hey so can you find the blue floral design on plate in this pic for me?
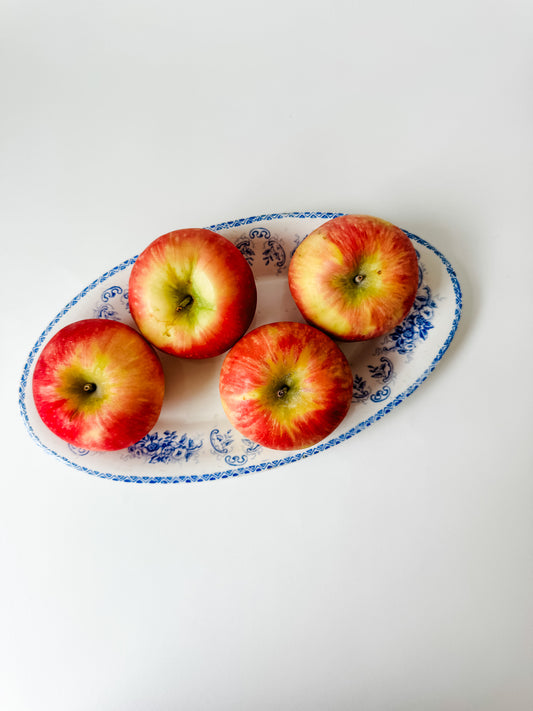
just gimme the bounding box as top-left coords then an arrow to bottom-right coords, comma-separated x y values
368,356 -> 393,383
352,374 -> 370,401
93,284 -> 130,320
380,283 -> 437,356
102,285 -> 123,302
210,428 -> 233,455
125,431 -> 203,464
235,238 -> 255,266
262,238 -> 286,271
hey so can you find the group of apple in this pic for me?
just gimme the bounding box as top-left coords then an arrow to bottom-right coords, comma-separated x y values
32,215 -> 419,454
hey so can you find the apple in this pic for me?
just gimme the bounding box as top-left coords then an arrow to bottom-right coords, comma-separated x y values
288,214 -> 419,341
128,228 -> 257,359
219,321 -> 353,450
32,319 -> 165,451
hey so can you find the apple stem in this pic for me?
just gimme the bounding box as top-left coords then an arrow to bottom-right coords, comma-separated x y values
277,385 -> 290,399
354,274 -> 365,284
176,295 -> 194,312
83,383 -> 97,393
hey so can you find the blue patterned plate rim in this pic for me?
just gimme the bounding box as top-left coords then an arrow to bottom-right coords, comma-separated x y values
19,211 -> 462,483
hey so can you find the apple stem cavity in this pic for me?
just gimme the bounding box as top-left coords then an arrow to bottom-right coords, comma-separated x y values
176,295 -> 194,312
83,382 -> 97,393
277,385 -> 290,399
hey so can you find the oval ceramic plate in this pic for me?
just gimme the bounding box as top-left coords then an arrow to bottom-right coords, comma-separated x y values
19,211 -> 462,483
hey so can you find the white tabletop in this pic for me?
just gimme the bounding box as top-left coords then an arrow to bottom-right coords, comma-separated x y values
2,1 -> 532,709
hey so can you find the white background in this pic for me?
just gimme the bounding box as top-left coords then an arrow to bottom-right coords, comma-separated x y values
2,1 -> 532,709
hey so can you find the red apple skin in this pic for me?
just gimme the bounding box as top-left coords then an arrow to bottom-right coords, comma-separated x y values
219,321 -> 353,451
288,214 -> 419,341
128,228 -> 257,359
32,319 -> 165,451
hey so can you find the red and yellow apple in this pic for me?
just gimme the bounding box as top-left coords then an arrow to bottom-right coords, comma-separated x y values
128,228 -> 257,359
288,214 -> 419,341
32,319 -> 165,451
219,321 -> 353,451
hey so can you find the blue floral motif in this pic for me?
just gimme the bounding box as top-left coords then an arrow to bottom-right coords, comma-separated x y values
242,437 -> 263,458
126,431 -> 203,464
225,455 -> 248,467
218,438 -> 262,466
94,284 -> 129,320
249,227 -> 271,240
262,238 -> 286,271
101,285 -> 123,301
352,374 -> 370,401
381,284 -> 437,356
235,238 -> 255,266
371,386 -> 391,403
368,356 -> 393,383
68,443 -> 90,456
243,438 -> 262,455
210,428 -> 233,455
353,358 -> 394,403
94,302 -> 119,319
